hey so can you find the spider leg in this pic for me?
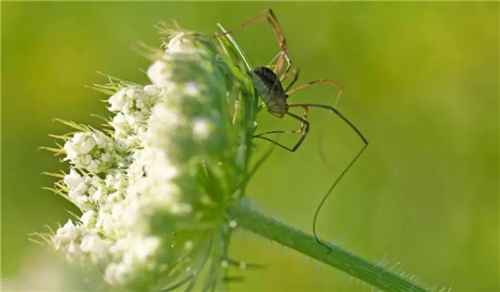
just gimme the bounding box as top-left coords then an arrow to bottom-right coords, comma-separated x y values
213,9 -> 292,80
253,106 -> 309,152
284,68 -> 301,93
267,51 -> 281,69
288,102 -> 368,253
287,78 -> 343,107
287,78 -> 345,167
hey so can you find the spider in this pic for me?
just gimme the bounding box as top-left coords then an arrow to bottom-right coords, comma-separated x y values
215,9 -> 368,253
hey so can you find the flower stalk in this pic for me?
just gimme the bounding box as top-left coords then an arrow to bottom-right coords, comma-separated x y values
229,198 -> 428,292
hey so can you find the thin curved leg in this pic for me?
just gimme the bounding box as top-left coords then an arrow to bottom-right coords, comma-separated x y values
287,78 -> 343,107
212,9 -> 292,79
253,106 -> 309,152
288,102 -> 368,253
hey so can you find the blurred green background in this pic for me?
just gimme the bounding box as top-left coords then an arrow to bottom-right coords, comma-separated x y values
2,2 -> 498,291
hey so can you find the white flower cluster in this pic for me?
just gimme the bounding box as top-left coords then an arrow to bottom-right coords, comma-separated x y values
48,30 -> 252,291
63,131 -> 118,173
108,85 -> 161,149
53,219 -> 113,266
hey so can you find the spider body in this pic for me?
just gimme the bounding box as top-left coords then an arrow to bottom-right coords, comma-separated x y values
252,66 -> 289,117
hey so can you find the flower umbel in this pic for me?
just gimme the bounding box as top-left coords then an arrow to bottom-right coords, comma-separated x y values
44,27 -> 256,291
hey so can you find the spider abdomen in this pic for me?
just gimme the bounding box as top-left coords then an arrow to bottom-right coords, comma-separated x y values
252,66 -> 288,117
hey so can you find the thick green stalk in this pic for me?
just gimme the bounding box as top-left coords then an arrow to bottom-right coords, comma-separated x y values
229,199 -> 428,292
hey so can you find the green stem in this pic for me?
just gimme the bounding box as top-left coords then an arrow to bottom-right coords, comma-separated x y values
229,199 -> 428,292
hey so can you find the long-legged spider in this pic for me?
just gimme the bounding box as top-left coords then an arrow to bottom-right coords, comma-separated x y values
215,9 -> 368,253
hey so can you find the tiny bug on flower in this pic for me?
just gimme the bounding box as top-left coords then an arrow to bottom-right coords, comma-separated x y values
215,9 -> 368,253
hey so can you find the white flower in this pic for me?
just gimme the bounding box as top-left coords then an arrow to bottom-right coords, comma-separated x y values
184,82 -> 202,97
81,211 -> 96,227
147,61 -> 170,87
143,84 -> 159,96
166,32 -> 211,57
108,90 -> 127,112
63,170 -> 84,188
192,118 -> 213,140
107,85 -> 160,149
68,181 -> 86,199
131,236 -> 160,264
64,133 -> 95,159
63,131 -> 119,174
53,220 -> 79,249
80,235 -> 112,264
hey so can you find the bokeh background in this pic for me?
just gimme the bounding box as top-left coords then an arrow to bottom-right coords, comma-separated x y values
2,2 -> 498,291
